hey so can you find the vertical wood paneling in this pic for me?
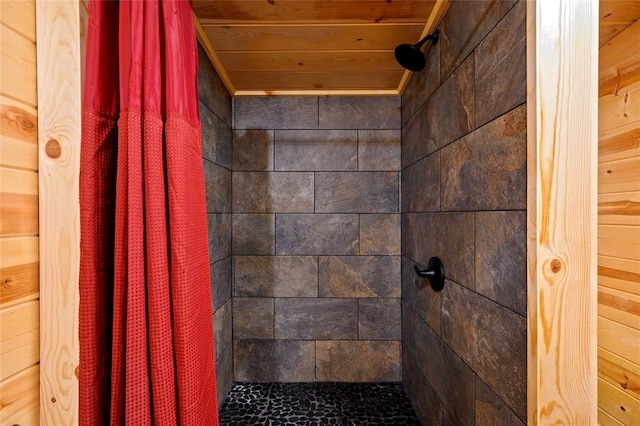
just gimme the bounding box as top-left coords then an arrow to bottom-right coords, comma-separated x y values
36,1 -> 82,424
0,0 -> 39,422
598,7 -> 640,423
527,0 -> 598,424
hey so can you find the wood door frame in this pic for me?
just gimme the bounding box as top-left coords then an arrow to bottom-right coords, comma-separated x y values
35,1 -> 600,423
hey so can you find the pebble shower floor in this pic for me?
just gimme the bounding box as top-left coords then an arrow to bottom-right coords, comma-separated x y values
218,382 -> 421,425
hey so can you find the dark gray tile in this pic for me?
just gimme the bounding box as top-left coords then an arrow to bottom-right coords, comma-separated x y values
214,300 -> 232,360
232,129 -> 274,171
198,44 -> 232,127
319,256 -> 400,298
316,341 -> 400,381
402,348 -> 443,426
275,130 -> 357,171
203,159 -> 231,213
402,256 -> 441,334
439,0 -> 518,80
208,213 -> 231,263
200,101 -> 232,169
359,298 -> 401,340
358,130 -> 401,171
440,104 -> 526,210
475,211 -> 526,315
234,256 -> 318,297
319,97 -> 401,129
232,172 -> 314,213
274,298 -> 357,340
234,97 -> 318,129
401,103 -> 437,169
211,257 -> 232,312
359,214 -> 400,256
442,282 -> 527,419
276,214 -> 359,255
401,152 -> 440,212
315,172 -> 399,213
402,42 -> 440,126
408,309 -> 475,425
474,0 -> 526,128
476,378 -> 526,426
232,214 -> 275,255
234,340 -> 315,382
233,297 -> 274,339
402,212 -> 474,289
216,344 -> 234,409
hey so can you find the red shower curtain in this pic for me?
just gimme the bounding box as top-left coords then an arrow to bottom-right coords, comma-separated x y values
79,0 -> 218,424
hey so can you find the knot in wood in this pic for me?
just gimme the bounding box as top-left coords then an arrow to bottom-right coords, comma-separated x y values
550,259 -> 562,273
45,139 -> 61,159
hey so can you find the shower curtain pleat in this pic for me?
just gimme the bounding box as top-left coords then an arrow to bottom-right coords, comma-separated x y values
79,1 -> 218,424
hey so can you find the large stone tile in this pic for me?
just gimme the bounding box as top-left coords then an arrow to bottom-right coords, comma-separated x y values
319,256 -> 400,298
319,97 -> 401,129
276,214 -> 359,255
402,256 -> 441,334
439,0 -> 518,80
210,257 -> 232,312
359,214 -> 400,255
474,0 -> 526,127
232,129 -> 274,171
358,298 -> 401,340
234,256 -> 318,297
213,300 -> 232,360
475,211 -> 526,315
234,97 -> 318,129
315,172 -> 399,213
316,341 -> 400,381
358,130 -> 401,171
426,55 -> 474,150
232,172 -> 314,213
198,44 -> 232,127
401,103 -> 437,169
216,344 -> 233,409
476,378 -> 525,426
203,159 -> 231,213
274,298 -> 357,340
402,42 -> 440,126
274,130 -> 357,171
402,348 -> 443,426
442,282 -> 527,419
402,212 -> 474,289
233,297 -> 274,339
232,214 -> 275,255
208,213 -> 231,263
200,101 -> 232,169
234,340 -> 315,382
401,152 -> 440,212
409,310 -> 475,425
441,104 -> 526,210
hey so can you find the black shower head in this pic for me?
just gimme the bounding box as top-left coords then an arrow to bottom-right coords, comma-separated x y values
394,29 -> 439,72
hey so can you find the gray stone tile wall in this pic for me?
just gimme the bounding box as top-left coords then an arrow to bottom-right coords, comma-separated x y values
232,96 -> 402,383
198,43 -> 234,408
400,1 -> 527,424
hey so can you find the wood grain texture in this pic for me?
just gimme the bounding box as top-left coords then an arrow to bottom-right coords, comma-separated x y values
598,287 -> 640,330
0,364 -> 39,425
598,407 -> 625,426
600,19 -> 640,97
599,192 -> 640,226
0,23 -> 37,106
527,0 -> 598,424
228,71 -> 403,91
599,255 -> 640,296
599,78 -> 640,140
599,347 -> 640,401
0,237 -> 38,308
599,316 -> 640,365
598,128 -> 640,163
0,0 -> 36,41
36,1 -> 82,424
599,225 -> 640,261
0,300 -> 39,381
598,377 -> 640,425
0,96 -> 38,171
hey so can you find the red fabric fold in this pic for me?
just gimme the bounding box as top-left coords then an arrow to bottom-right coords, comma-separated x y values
80,1 -> 218,424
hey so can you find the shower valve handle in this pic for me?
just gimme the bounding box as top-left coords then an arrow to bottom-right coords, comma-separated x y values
414,257 -> 445,292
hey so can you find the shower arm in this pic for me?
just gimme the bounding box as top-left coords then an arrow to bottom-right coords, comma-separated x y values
414,29 -> 439,49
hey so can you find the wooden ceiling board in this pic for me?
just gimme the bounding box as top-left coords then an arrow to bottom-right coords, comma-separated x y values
599,0 -> 640,46
228,71 -> 404,91
193,0 -> 438,24
201,24 -> 425,52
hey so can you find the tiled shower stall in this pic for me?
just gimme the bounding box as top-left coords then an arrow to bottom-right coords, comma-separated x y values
199,0 -> 527,423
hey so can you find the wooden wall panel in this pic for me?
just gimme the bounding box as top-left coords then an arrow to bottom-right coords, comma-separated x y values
0,1 -> 40,421
598,9 -> 640,424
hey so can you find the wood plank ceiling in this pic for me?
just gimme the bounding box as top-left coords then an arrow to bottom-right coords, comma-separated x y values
192,0 -> 448,96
